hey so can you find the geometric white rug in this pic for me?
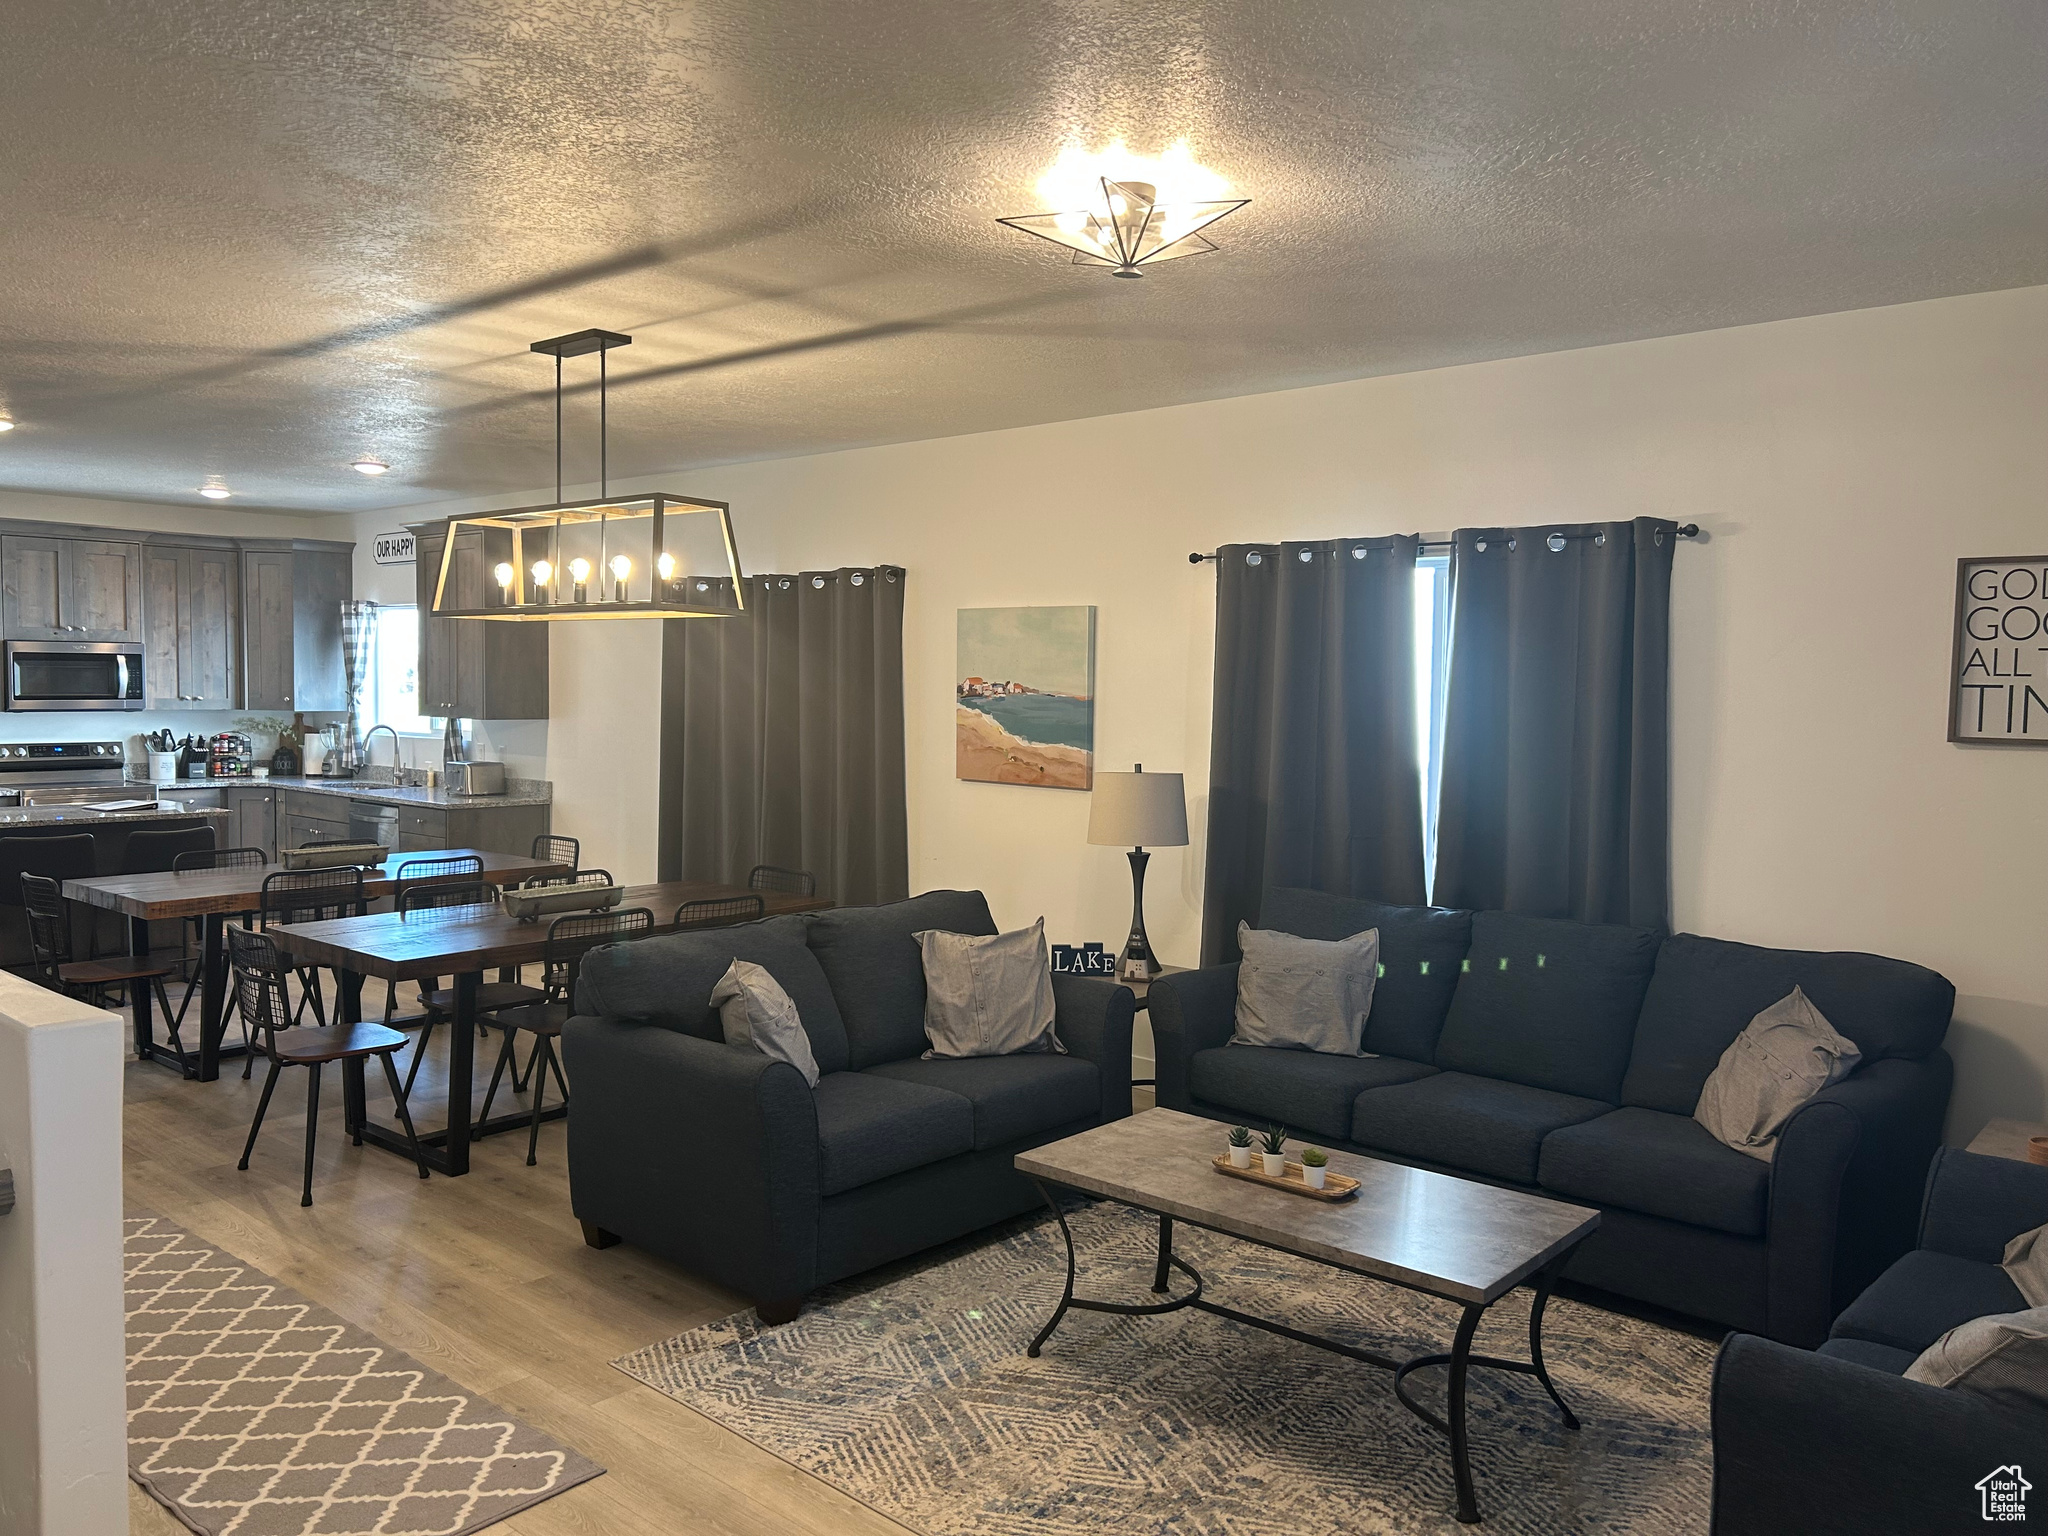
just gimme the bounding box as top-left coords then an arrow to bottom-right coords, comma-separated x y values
617,1200 -> 1718,1536
125,1212 -> 602,1536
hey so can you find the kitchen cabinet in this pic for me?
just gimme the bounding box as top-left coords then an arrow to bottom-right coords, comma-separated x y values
412,524 -> 548,720
277,788 -> 349,850
238,542 -> 351,713
223,785 -> 277,860
2,533 -> 144,641
143,546 -> 240,708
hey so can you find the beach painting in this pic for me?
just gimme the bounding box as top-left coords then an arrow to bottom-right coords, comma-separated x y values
956,605 -> 1095,790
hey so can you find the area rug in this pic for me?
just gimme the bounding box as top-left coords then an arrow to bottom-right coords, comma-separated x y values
615,1201 -> 1717,1535
124,1212 -> 603,1536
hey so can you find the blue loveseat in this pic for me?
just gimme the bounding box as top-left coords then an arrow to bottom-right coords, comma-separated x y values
1150,888 -> 1955,1345
562,890 -> 1134,1321
1711,1149 -> 2048,1534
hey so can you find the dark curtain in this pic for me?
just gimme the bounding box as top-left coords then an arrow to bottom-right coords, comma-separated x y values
1430,518 -> 1674,929
1200,536 -> 1426,964
660,566 -> 908,906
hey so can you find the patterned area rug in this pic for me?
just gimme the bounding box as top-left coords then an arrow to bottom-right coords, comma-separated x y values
617,1201 -> 1717,1535
124,1213 -> 603,1536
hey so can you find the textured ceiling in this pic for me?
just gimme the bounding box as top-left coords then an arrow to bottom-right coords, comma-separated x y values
1,0 -> 2044,513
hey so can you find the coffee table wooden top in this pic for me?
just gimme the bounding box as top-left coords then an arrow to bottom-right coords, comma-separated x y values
1017,1108 -> 1600,1306
62,848 -> 567,920
271,880 -> 831,981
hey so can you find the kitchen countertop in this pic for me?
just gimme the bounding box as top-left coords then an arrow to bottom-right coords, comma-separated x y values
127,772 -> 553,810
0,803 -> 233,828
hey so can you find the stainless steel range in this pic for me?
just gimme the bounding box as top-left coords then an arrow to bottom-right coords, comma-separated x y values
0,740 -> 136,807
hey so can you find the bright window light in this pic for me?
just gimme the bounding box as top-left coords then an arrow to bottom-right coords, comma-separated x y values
1413,555 -> 1452,882
367,605 -> 434,736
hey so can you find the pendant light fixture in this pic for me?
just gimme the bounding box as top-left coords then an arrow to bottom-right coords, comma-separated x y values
429,327 -> 745,621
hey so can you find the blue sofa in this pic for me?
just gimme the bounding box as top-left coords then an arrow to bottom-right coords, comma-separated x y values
1150,888 -> 1955,1345
562,890 -> 1134,1321
1711,1149 -> 2048,1534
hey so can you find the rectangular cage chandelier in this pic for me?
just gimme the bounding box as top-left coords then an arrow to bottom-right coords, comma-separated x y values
429,328 -> 746,620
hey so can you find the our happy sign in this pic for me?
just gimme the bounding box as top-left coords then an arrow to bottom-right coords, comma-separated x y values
1950,555 -> 2048,745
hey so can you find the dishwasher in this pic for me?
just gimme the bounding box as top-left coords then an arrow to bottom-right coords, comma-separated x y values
348,800 -> 399,851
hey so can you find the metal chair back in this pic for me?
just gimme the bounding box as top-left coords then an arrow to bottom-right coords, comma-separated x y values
258,866 -> 367,928
540,907 -> 654,999
532,833 -> 580,872
120,824 -> 218,875
225,925 -> 298,1041
518,867 -> 614,891
673,894 -> 765,930
392,853 -> 484,910
747,864 -> 816,897
398,880 -> 495,916
173,846 -> 268,873
19,872 -> 74,978
0,834 -> 97,909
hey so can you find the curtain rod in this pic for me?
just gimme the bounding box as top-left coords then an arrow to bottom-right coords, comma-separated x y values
1188,524 -> 1701,564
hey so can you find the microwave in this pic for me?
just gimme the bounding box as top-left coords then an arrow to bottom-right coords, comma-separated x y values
3,640 -> 146,711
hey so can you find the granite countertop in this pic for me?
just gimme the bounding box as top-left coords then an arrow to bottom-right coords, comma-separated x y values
0,803 -> 233,828
120,770 -> 551,809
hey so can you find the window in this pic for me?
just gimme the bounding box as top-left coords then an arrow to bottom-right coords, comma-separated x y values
365,605 -> 435,735
1413,554 -> 1452,880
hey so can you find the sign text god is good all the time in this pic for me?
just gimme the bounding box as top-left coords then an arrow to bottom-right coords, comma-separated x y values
1951,556 -> 2048,744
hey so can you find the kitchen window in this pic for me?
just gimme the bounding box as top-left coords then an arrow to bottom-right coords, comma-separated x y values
366,605 -> 436,736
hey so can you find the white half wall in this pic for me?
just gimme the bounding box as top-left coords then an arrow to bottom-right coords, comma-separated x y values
0,976 -> 129,1536
337,285 -> 2046,1122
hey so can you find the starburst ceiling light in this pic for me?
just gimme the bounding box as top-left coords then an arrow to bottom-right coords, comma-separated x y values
997,138 -> 1248,277
429,328 -> 744,621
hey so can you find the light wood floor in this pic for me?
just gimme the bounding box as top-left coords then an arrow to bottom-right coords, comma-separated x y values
122,978 -> 917,1536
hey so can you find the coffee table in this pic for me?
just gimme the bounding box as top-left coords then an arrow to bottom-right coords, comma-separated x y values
1015,1108 -> 1601,1525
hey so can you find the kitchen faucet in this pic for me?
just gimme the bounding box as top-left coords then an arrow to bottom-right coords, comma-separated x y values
361,724 -> 403,782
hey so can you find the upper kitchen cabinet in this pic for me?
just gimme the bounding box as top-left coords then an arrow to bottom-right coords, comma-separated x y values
238,541 -> 351,713
411,522 -> 547,719
143,545 -> 240,708
2,534 -> 144,641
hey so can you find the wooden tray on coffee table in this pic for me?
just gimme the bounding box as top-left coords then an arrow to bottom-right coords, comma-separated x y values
1212,1153 -> 1360,1201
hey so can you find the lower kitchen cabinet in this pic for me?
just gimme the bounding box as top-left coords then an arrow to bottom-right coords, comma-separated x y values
223,785 -> 277,860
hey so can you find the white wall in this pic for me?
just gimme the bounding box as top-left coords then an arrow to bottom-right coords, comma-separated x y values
0,976 -> 129,1536
363,286 -> 2045,1125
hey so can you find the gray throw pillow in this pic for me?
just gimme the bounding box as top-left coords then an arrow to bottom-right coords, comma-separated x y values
711,958 -> 820,1086
1904,1306 -> 2048,1413
1231,921 -> 1380,1056
2004,1223 -> 2048,1308
915,919 -> 1063,1059
1694,986 -> 1862,1162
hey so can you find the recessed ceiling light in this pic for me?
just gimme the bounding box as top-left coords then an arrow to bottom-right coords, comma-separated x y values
351,457 -> 390,476
198,482 -> 232,500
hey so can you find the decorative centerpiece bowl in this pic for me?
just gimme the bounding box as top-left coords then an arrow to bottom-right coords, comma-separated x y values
500,881 -> 625,923
280,841 -> 390,870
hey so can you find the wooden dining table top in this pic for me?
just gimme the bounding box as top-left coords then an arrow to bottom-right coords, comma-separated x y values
62,848 -> 569,920
269,879 -> 831,980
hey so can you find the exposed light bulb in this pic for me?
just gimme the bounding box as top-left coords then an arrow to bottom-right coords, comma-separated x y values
568,557 -> 592,583
656,552 -> 677,580
531,559 -> 553,585
0,419 -> 16,433
609,554 -> 632,580
351,457 -> 389,476
493,562 -> 515,589
198,483 -> 232,499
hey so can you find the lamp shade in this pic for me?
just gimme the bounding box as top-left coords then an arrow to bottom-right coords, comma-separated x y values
1088,770 -> 1188,848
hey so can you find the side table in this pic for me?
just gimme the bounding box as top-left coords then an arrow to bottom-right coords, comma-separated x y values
1965,1117 -> 2048,1165
1122,964 -> 1193,1089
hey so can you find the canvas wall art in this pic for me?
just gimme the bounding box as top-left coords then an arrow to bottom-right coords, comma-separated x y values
956,605 -> 1095,789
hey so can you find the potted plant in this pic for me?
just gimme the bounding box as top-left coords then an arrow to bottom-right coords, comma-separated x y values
1300,1146 -> 1330,1190
1226,1125 -> 1254,1169
1259,1125 -> 1288,1177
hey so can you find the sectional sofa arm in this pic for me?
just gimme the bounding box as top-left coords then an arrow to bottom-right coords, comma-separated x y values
1146,963 -> 1239,1112
1918,1144 -> 2048,1263
561,1016 -> 823,1300
1710,1333 -> 2043,1535
1051,974 -> 1135,1123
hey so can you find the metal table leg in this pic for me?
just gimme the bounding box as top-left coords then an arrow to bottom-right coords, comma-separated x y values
196,911 -> 229,1081
128,915 -> 155,1061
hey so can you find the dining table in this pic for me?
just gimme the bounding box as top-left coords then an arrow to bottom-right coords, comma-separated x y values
63,847 -> 570,1081
273,879 -> 831,1176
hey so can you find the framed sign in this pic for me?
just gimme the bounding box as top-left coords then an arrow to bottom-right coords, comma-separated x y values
372,531 -> 415,565
1949,555 -> 2048,745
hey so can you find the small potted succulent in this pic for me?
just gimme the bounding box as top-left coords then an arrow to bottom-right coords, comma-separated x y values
1258,1125 -> 1288,1178
1300,1145 -> 1331,1190
1226,1125 -> 1254,1169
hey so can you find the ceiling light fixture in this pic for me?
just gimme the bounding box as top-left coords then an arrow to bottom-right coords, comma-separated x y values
998,137 -> 1248,277
198,481 -> 232,500
0,419 -> 16,433
351,457 -> 390,476
427,328 -> 745,621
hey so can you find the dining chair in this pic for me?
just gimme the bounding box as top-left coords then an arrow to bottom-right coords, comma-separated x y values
395,880 -> 548,1095
384,853 -> 486,1026
477,907 -> 655,1165
21,872 -> 187,1073
121,824 -> 218,875
532,833 -> 580,872
0,833 -> 101,959
517,866 -> 615,891
673,894 -> 765,929
167,845 -> 266,1038
229,925 -> 428,1207
747,864 -> 817,897
257,865 -> 367,1034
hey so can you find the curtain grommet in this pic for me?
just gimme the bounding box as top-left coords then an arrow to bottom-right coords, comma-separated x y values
1546,532 -> 1567,553
1246,551 -> 1263,566
812,575 -> 826,588
1351,546 -> 1367,559
1297,549 -> 1313,562
885,570 -> 898,583
1475,539 -> 1488,553
1507,537 -> 1518,553
1594,531 -> 1606,547
850,572 -> 865,586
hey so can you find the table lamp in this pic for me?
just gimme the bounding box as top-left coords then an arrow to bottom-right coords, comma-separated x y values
1087,764 -> 1189,983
